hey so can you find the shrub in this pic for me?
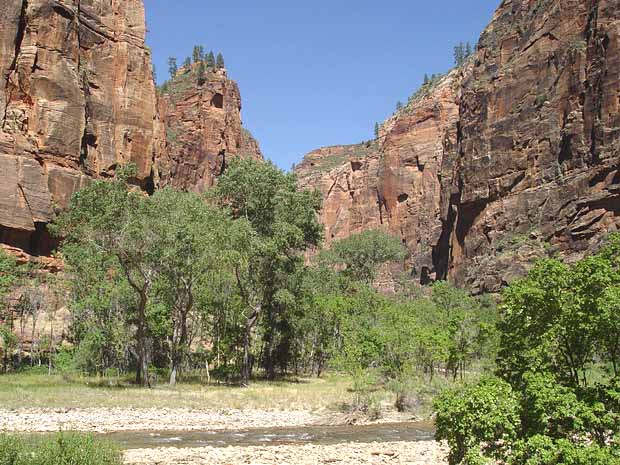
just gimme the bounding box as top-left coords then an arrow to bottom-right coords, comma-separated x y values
434,376 -> 520,465
0,433 -> 122,465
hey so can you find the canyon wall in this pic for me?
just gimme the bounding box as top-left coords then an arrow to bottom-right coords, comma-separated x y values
0,0 -> 261,256
0,0 -> 162,255
157,67 -> 262,192
297,0 -> 620,292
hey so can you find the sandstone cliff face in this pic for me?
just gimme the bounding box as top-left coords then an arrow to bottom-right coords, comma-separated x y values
0,0 -> 162,255
157,68 -> 262,192
297,0 -> 620,292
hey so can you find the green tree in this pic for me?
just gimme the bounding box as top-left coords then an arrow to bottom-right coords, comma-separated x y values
197,61 -> 207,85
216,53 -> 225,69
183,56 -> 191,72
396,100 -> 403,111
213,158 -> 322,383
192,45 -> 204,63
323,230 -> 406,284
147,189 -> 233,385
52,166 -> 158,387
374,122 -> 380,138
206,51 -> 216,68
167,57 -> 177,78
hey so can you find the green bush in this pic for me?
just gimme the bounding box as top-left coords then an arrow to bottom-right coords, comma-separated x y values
0,433 -> 121,465
434,376 -> 520,465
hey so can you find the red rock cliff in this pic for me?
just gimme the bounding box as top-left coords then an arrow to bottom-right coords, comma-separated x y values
0,0 -> 162,255
157,66 -> 262,192
297,0 -> 620,292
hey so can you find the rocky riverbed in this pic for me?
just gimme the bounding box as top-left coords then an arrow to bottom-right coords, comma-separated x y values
0,408 -> 323,433
124,441 -> 449,465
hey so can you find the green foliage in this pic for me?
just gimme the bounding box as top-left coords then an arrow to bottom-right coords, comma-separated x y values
435,376 -> 520,465
0,249 -> 19,310
206,51 -> 215,68
0,433 -> 121,465
436,235 -> 620,465
454,41 -> 473,67
167,57 -> 177,78
322,230 -> 405,284
216,53 -> 225,69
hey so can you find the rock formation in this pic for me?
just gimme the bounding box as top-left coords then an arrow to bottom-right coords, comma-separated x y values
0,0 -> 261,257
157,66 -> 262,192
297,0 -> 620,292
0,0 -> 162,256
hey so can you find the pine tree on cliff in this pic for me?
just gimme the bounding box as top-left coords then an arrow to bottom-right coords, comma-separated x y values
206,51 -> 216,68
183,57 -> 191,72
216,53 -> 225,69
453,43 -> 463,66
465,42 -> 473,58
374,122 -> 380,138
396,101 -> 403,111
424,74 -> 430,85
193,45 -> 204,63
197,61 -> 207,85
168,57 -> 178,79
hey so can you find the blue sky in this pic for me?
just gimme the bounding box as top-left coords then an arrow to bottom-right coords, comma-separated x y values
145,1 -> 499,170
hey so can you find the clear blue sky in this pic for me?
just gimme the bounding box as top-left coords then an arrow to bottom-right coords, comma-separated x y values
145,1 -> 499,170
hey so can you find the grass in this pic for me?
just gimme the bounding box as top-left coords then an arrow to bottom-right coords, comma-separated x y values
0,369 -> 362,411
0,367 -> 471,415
0,432 -> 121,465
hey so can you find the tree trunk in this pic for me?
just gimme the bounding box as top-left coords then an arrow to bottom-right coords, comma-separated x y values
241,304 -> 261,386
135,294 -> 150,388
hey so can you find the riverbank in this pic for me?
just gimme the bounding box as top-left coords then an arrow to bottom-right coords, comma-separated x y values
0,408 -> 323,433
124,441 -> 449,465
0,407 -> 421,433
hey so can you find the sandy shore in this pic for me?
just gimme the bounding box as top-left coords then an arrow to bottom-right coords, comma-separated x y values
124,441 -> 449,465
0,408 -> 325,433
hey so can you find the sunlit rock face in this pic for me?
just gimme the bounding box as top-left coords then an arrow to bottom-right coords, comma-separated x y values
297,0 -> 620,292
0,0 -> 163,255
0,0 -> 263,256
157,67 -> 263,193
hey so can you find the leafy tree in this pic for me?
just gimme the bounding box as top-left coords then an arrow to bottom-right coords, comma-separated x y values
323,230 -> 406,284
167,57 -> 177,78
147,189 -> 233,385
52,166 -> 158,387
213,158 -> 322,383
216,53 -> 225,69
435,376 -> 520,465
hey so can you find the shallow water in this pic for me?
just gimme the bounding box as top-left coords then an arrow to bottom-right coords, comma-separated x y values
104,422 -> 435,450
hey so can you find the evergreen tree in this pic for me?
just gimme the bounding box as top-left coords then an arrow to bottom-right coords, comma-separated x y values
374,122 -> 380,138
465,42 -> 473,58
396,101 -> 403,111
183,57 -> 191,72
424,74 -> 430,85
216,53 -> 225,69
206,51 -> 215,68
192,45 -> 204,63
167,57 -> 178,79
197,61 -> 207,85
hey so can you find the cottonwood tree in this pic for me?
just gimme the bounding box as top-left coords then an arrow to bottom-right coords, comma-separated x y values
147,189 -> 234,385
213,159 -> 322,384
322,229 -> 406,285
52,166 -> 159,387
